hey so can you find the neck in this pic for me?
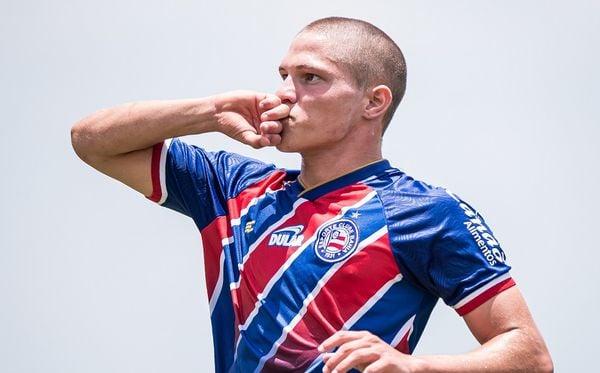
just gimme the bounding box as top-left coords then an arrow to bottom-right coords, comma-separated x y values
298,138 -> 383,189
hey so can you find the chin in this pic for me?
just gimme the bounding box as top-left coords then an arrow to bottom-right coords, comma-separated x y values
274,142 -> 297,153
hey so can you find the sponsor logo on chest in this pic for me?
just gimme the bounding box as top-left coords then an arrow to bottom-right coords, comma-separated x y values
268,225 -> 305,247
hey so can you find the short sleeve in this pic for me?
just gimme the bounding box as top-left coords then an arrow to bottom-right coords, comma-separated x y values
146,138 -> 279,230
428,191 -> 515,315
383,185 -> 515,316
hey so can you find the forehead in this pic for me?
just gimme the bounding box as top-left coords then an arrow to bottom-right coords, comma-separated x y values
279,31 -> 343,71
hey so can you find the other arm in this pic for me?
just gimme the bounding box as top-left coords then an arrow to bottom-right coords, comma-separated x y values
320,286 -> 553,372
71,91 -> 288,195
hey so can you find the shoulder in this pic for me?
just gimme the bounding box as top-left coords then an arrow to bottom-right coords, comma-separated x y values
370,167 -> 458,221
161,138 -> 295,207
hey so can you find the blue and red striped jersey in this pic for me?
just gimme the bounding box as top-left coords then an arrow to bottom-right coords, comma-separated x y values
147,139 -> 514,372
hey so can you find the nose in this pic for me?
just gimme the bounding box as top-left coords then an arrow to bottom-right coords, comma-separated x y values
276,76 -> 296,104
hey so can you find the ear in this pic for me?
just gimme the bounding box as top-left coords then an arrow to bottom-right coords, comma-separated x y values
363,85 -> 392,121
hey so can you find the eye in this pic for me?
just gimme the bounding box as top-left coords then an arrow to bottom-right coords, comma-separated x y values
303,73 -> 321,82
280,73 -> 288,80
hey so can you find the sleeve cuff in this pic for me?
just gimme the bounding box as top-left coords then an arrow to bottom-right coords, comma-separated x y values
453,273 -> 516,316
146,139 -> 170,204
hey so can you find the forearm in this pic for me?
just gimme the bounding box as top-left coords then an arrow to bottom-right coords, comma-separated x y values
71,97 -> 218,161
71,91 -> 286,195
320,289 -> 552,373
413,328 -> 553,373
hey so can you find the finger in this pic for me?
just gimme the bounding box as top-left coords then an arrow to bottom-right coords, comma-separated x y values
258,94 -> 282,111
260,103 -> 290,122
259,121 -> 283,135
236,130 -> 265,149
322,337 -> 374,372
330,348 -> 378,373
319,330 -> 367,352
260,133 -> 281,147
362,358 -> 387,373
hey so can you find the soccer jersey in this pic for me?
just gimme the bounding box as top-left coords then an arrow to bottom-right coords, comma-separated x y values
147,138 -> 515,373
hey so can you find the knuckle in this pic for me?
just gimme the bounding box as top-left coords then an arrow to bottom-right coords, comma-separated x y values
337,344 -> 351,354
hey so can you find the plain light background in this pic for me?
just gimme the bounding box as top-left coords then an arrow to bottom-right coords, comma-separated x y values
1,0 -> 598,371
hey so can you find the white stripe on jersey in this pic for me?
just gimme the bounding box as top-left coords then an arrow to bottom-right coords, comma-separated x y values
390,314 -> 416,348
208,236 -> 233,314
343,273 -> 404,330
232,191 -> 379,365
238,191 -> 378,331
253,225 -> 389,373
230,187 -> 280,227
452,272 -> 512,310
157,138 -> 172,205
305,272 -> 404,371
233,197 -> 308,279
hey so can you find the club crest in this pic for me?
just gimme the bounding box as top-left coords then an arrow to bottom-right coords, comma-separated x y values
314,218 -> 359,263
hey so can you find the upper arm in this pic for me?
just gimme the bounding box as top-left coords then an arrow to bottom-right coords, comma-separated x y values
462,286 -> 553,371
71,116 -> 155,197
463,286 -> 547,349
77,146 -> 154,197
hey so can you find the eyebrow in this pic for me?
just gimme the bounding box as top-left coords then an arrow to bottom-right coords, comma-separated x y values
279,63 -> 328,74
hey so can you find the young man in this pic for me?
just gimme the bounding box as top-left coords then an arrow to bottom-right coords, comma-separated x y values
72,17 -> 552,373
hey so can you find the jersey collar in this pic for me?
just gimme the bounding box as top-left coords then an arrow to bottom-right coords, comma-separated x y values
293,159 -> 391,200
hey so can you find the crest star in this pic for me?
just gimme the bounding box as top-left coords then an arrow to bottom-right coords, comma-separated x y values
351,211 -> 360,219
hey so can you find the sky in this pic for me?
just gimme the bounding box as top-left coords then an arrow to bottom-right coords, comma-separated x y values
1,0 -> 599,371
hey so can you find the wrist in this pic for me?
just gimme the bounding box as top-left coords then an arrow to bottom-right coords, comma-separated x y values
407,356 -> 431,373
181,95 -> 220,134
211,91 -> 242,133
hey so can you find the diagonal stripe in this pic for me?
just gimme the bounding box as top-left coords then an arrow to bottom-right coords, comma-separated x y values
261,233 -> 401,371
390,315 -> 416,351
306,274 -> 403,372
231,186 -> 376,330
230,187 -> 278,226
200,216 -> 231,302
235,197 -> 308,273
343,273 -> 404,330
232,191 -> 382,371
237,190 -> 378,332
254,226 -> 389,372
209,262 -> 237,373
230,187 -> 306,268
227,170 -> 288,221
208,236 -> 233,314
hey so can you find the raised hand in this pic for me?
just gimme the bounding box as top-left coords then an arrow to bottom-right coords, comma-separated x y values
213,90 -> 289,148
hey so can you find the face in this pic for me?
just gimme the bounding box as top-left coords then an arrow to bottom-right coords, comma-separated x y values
275,31 -> 368,154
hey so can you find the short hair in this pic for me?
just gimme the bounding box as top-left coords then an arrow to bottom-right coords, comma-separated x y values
301,17 -> 407,132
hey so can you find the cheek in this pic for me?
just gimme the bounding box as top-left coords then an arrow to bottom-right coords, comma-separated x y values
295,92 -> 361,131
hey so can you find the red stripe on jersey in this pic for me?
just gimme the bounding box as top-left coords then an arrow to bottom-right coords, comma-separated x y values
200,170 -> 288,307
233,184 -> 373,327
226,170 -> 288,220
146,142 -> 164,202
456,277 -> 516,316
394,329 -> 411,354
200,216 -> 232,301
262,233 -> 399,370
